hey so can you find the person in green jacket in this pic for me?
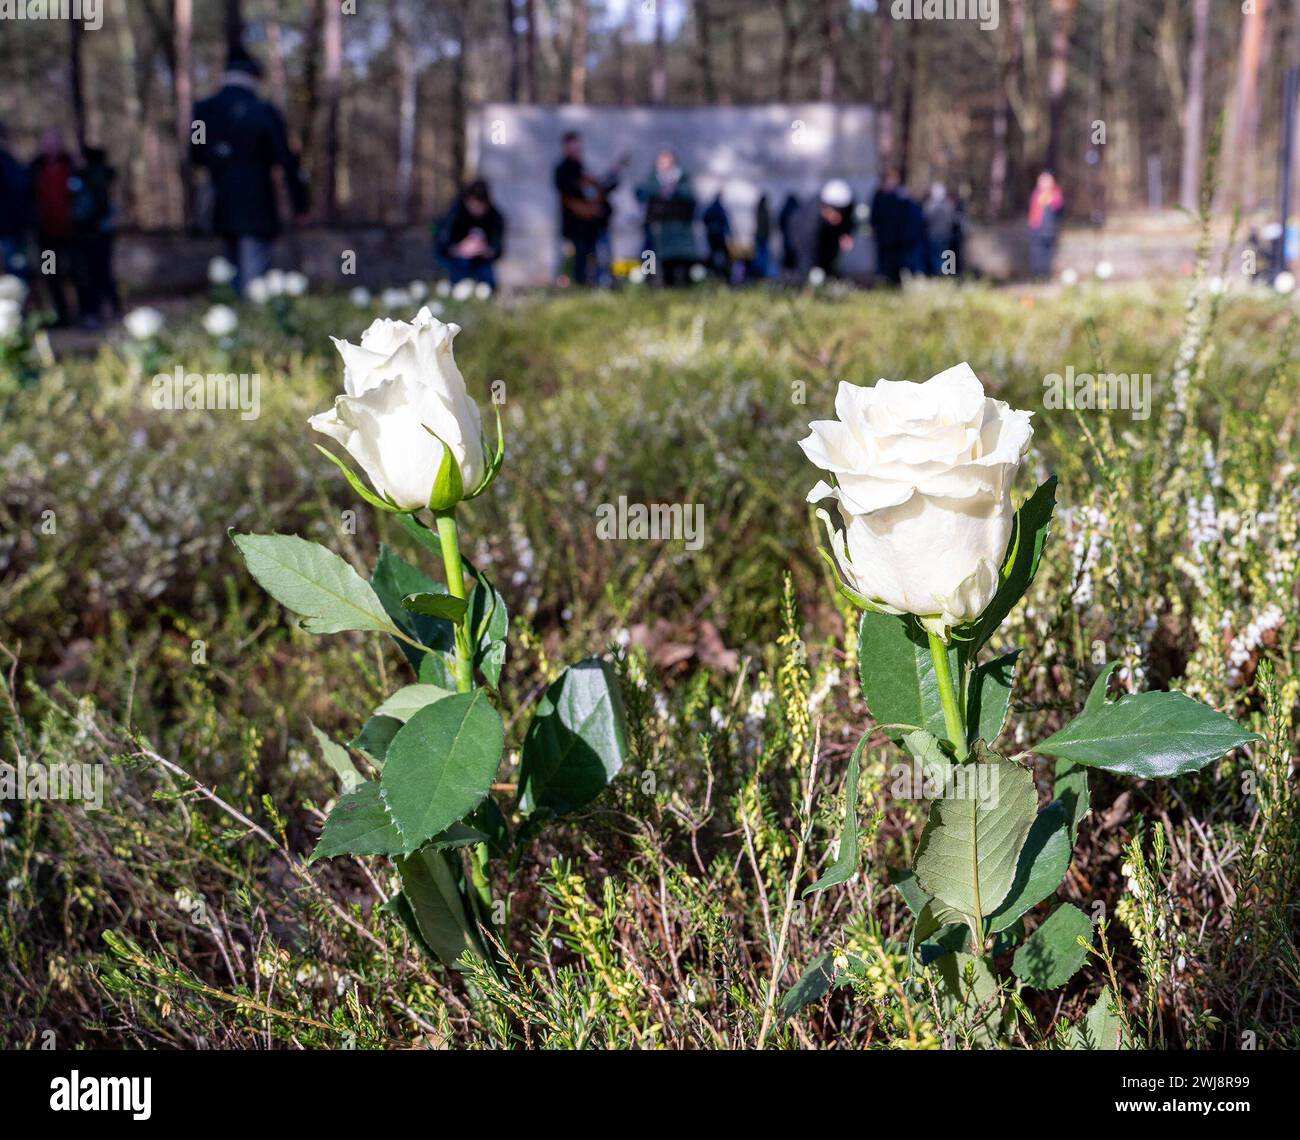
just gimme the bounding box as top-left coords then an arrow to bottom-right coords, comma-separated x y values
637,149 -> 698,287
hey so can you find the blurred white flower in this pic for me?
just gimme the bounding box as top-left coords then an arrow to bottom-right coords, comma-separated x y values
283,271 -> 308,297
263,268 -> 288,297
808,266 -> 827,287
451,279 -> 474,301
474,281 -> 493,301
628,267 -> 645,285
1274,271 -> 1296,295
381,287 -> 413,310
408,280 -> 429,301
689,263 -> 707,283
349,286 -> 372,308
1060,267 -> 1079,286
0,298 -> 20,340
202,304 -> 239,338
208,256 -> 237,285
123,306 -> 164,340
1094,260 -> 1114,280
246,276 -> 271,305
0,274 -> 27,303
1207,275 -> 1226,295
435,279 -> 452,298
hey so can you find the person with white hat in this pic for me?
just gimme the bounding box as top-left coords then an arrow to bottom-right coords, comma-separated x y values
814,178 -> 856,278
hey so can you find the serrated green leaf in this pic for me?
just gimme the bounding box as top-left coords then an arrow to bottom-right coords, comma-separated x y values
780,950 -> 865,1018
518,659 -> 628,815
374,684 -> 455,722
1064,985 -> 1129,1049
380,690 -> 505,854
370,545 -> 455,671
972,476 -> 1057,650
987,800 -> 1071,932
1037,689 -> 1260,779
396,847 -> 484,967
310,722 -> 363,792
351,715 -> 402,764
857,610 -> 957,740
804,736 -> 866,897
310,781 -> 403,861
968,651 -> 1018,746
1012,902 -> 1093,989
232,533 -> 397,636
932,950 -> 1002,1045
913,743 -> 1037,929
402,592 -> 469,622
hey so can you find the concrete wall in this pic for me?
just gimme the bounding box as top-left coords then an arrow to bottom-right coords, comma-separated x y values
468,103 -> 879,287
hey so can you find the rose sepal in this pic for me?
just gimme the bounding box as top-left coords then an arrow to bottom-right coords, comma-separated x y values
463,401 -> 505,501
425,426 -> 466,511
314,443 -> 411,514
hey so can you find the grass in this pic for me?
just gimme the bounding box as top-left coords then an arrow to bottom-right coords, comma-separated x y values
1,271 -> 1297,1048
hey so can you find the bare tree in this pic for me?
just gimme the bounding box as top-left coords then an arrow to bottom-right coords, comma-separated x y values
1179,0 -> 1210,211
776,0 -> 801,103
570,0 -> 589,105
174,0 -> 195,228
876,3 -> 896,173
320,0 -> 343,221
988,0 -> 1024,215
391,0 -> 418,223
524,0 -> 539,103
68,20 -> 87,151
651,0 -> 667,104
1045,0 -> 1077,173
695,0 -> 719,104
503,0 -> 520,102
1221,0 -> 1270,211
819,0 -> 842,102
224,0 -> 244,53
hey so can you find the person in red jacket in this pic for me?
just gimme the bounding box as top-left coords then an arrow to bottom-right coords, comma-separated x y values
30,128 -> 79,326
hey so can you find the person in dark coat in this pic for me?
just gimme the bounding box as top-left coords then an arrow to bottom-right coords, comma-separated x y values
72,146 -> 120,326
30,128 -> 78,325
636,149 -> 698,287
813,179 -> 855,277
922,181 -> 959,276
434,179 -> 505,288
900,186 -> 927,276
1027,170 -> 1064,280
191,47 -> 308,296
870,171 -> 908,286
778,193 -> 800,272
0,120 -> 31,279
553,131 -> 604,286
702,192 -> 731,280
753,193 -> 772,278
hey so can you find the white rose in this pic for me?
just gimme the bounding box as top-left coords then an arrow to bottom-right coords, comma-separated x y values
202,304 -> 239,338
0,298 -> 20,340
284,271 -> 309,297
800,362 -> 1033,632
309,306 -> 490,511
123,306 -> 164,340
0,274 -> 26,303
208,256 -> 237,285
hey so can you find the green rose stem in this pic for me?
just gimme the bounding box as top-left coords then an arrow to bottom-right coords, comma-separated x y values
433,505 -> 495,924
926,628 -> 966,758
434,508 -> 475,694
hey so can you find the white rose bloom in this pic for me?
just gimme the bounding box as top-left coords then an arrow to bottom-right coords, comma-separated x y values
451,279 -> 474,301
123,306 -> 164,340
202,304 -> 239,338
284,271 -> 308,296
0,298 -> 20,340
208,256 -> 237,285
0,274 -> 26,303
246,276 -> 271,304
800,362 -> 1033,633
349,286 -> 372,308
309,306 -> 488,511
